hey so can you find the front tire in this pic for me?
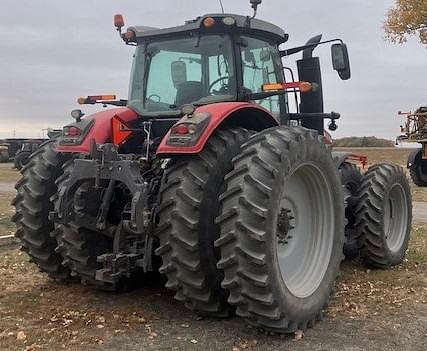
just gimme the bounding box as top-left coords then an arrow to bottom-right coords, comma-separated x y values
355,164 -> 412,268
155,128 -> 251,317
215,127 -> 345,333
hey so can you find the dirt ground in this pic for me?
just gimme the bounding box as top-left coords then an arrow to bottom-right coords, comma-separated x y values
0,149 -> 427,351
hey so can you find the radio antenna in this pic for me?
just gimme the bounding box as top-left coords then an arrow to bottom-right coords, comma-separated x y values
218,0 -> 225,13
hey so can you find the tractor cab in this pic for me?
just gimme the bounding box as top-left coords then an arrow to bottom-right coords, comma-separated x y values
109,6 -> 351,136
124,14 -> 288,120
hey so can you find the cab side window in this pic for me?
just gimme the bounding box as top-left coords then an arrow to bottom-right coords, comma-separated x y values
241,36 -> 284,116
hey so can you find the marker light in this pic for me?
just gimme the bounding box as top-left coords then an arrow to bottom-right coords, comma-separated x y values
222,17 -> 236,26
262,83 -> 284,91
78,95 -> 117,104
298,82 -> 313,93
114,14 -> 124,28
262,81 -> 313,93
203,17 -> 216,28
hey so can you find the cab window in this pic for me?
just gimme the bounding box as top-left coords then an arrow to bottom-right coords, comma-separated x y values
241,36 -> 284,116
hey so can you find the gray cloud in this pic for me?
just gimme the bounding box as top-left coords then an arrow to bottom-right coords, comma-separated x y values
0,0 -> 425,139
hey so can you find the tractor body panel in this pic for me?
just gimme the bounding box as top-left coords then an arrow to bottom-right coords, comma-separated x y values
156,102 -> 278,155
56,107 -> 138,154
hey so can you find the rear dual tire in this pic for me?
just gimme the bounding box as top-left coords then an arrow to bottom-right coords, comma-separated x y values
339,162 -> 362,260
155,128 -> 252,317
215,127 -> 345,333
355,164 -> 412,268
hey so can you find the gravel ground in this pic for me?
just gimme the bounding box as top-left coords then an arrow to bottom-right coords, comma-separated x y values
1,151 -> 427,350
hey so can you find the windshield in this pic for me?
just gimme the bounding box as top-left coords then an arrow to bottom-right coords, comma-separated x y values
128,34 -> 236,115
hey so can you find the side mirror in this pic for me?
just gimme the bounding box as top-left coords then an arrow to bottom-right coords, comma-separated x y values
171,61 -> 187,87
331,43 -> 351,80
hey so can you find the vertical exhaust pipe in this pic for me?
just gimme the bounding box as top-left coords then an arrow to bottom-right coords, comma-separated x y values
297,35 -> 324,135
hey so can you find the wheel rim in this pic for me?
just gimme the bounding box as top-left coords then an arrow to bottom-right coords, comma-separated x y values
384,183 -> 408,253
276,163 -> 335,299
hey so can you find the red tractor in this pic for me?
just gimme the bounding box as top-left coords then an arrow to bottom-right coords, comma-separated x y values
13,1 -> 412,333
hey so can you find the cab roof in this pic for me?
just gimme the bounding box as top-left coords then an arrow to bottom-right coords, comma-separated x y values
128,14 -> 288,44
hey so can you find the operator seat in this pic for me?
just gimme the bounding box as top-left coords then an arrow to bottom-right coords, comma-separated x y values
175,81 -> 206,107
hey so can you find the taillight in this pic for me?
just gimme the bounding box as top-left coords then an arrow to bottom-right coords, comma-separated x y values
167,113 -> 210,147
63,126 -> 81,137
172,124 -> 197,135
59,119 -> 95,146
173,124 -> 190,135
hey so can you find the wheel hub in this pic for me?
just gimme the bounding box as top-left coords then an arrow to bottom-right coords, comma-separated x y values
277,209 -> 295,245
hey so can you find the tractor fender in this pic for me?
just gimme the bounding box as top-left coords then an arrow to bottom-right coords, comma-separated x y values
156,102 -> 279,155
56,107 -> 138,154
407,148 -> 422,168
332,152 -> 352,169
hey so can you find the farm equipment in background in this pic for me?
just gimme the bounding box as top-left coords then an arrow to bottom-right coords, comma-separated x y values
0,143 -> 9,162
13,0 -> 412,334
0,138 -> 47,168
0,130 -> 62,169
396,106 -> 427,186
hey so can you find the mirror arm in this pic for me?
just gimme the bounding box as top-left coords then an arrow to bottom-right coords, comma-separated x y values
280,38 -> 343,57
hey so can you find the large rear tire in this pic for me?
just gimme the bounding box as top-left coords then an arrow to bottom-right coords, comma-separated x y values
339,162 -> 362,259
216,127 -> 345,333
355,164 -> 412,268
14,151 -> 32,171
53,160 -> 118,290
155,128 -> 251,317
12,140 -> 72,280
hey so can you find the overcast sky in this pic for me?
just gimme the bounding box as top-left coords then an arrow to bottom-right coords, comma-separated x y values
0,0 -> 425,139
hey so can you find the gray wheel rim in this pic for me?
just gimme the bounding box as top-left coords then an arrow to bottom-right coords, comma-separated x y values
384,183 -> 408,253
276,163 -> 335,299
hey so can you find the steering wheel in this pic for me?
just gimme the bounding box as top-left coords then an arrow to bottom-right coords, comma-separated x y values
148,94 -> 161,102
208,76 -> 229,94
